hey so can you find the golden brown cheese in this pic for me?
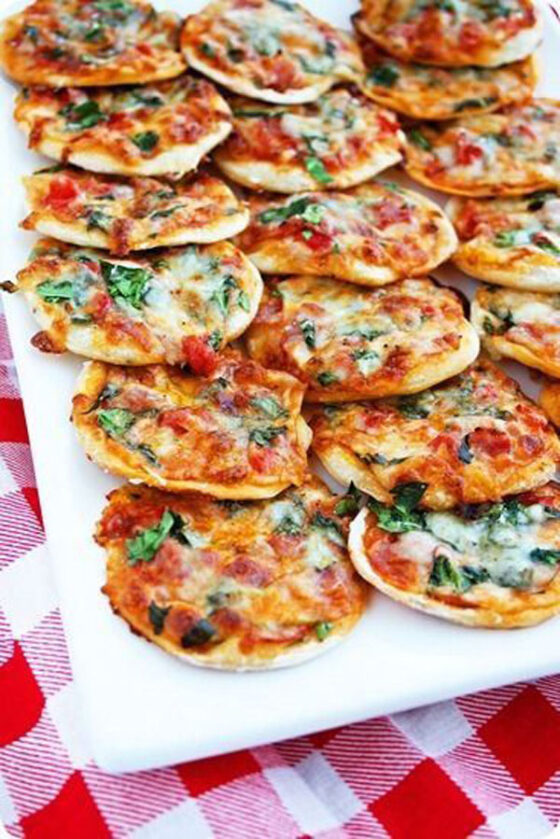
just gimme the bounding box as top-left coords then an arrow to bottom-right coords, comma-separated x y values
0,0 -> 185,86
447,191 -> 560,291
355,0 -> 542,67
309,358 -> 560,508
22,168 -> 249,255
72,353 -> 311,498
181,0 -> 364,104
214,88 -> 404,192
235,184 -> 458,286
404,100 -> 560,197
349,482 -> 560,628
97,478 -> 369,669
246,276 -> 479,402
14,76 -> 232,177
472,285 -> 560,377
11,238 -> 262,365
359,37 -> 536,120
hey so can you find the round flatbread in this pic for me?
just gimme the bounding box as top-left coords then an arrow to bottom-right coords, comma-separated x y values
447,192 -> 560,291
235,183 -> 458,286
403,100 -> 560,197
349,482 -> 560,628
21,168 -> 249,255
359,37 -> 536,120
96,477 -> 368,670
72,352 -> 311,499
354,0 -> 542,68
11,238 -> 262,365
0,0 -> 185,86
246,276 -> 479,402
14,76 -> 232,178
472,285 -> 560,377
181,0 -> 363,104
309,358 -> 560,508
214,87 -> 404,193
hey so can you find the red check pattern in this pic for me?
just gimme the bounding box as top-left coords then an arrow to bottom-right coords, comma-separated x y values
1,302 -> 560,839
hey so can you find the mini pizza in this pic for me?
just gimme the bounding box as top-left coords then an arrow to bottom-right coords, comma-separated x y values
354,0 -> 542,68
348,482 -> 560,628
181,0 -> 364,104
246,276 -> 479,402
403,100 -> 560,197
214,88 -> 404,193
10,238 -> 262,365
359,37 -> 536,121
447,191 -> 560,291
540,381 -> 560,427
235,185 -> 458,286
96,478 -> 368,669
21,168 -> 249,255
0,0 -> 185,87
72,352 -> 311,498
309,358 -> 560,508
472,285 -> 560,377
14,76 -> 232,178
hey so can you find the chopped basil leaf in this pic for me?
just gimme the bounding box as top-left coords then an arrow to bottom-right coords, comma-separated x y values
408,128 -> 432,151
201,42 -> 215,57
259,197 -> 324,225
299,318 -> 316,348
100,261 -> 152,308
534,236 -> 560,256
250,396 -> 288,419
131,131 -> 159,153
368,64 -> 399,87
275,514 -> 302,536
208,329 -> 222,351
453,96 -> 496,112
529,548 -> 560,565
397,395 -> 430,419
311,512 -> 343,540
84,23 -> 105,42
148,601 -> 170,635
315,621 -> 332,642
127,509 -> 175,565
61,100 -> 106,130
86,209 -> 111,232
317,371 -> 339,387
429,555 -> 469,591
368,482 -> 427,533
233,108 -> 285,118
527,190 -> 556,211
305,156 -> 334,184
493,231 -> 517,248
37,280 -> 74,303
334,483 -> 361,517
237,290 -> 251,311
211,275 -> 237,316
97,408 -> 136,438
181,619 -> 216,647
249,426 -> 286,447
86,383 -> 120,413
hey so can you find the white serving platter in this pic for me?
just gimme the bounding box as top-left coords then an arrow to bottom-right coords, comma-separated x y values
1,0 -> 560,775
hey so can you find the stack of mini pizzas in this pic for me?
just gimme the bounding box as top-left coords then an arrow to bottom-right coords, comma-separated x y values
2,0 -> 560,671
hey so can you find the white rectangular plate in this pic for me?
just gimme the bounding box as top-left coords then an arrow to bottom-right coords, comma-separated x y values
1,0 -> 559,775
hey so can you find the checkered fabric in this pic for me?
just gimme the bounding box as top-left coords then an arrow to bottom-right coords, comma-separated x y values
1,307 -> 560,839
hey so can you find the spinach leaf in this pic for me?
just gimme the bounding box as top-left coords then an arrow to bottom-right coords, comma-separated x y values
334,483 -> 361,517
275,513 -> 303,536
208,329 -> 222,351
408,128 -> 432,151
533,236 -> 560,256
148,601 -> 170,635
299,318 -> 316,348
397,395 -> 430,419
527,190 -> 556,211
37,280 -> 74,303
237,289 -> 251,311
311,512 -> 344,540
493,230 -> 517,248
86,209 -> 111,231
211,275 -> 237,315
259,197 -> 323,225
126,509 -> 175,565
249,426 -> 286,447
97,408 -> 136,438
317,371 -> 339,387
131,131 -> 159,153
453,96 -> 496,112
429,556 -> 469,591
100,261 -> 152,308
368,482 -> 427,533
86,383 -> 120,413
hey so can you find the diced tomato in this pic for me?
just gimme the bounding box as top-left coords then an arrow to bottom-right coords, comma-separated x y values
90,291 -> 113,320
181,336 -> 218,376
377,113 -> 400,136
260,55 -> 299,92
44,176 -> 80,211
249,446 -> 277,473
458,21 -> 484,51
455,134 -> 483,166
469,427 -> 511,457
300,229 -> 333,251
159,408 -> 196,434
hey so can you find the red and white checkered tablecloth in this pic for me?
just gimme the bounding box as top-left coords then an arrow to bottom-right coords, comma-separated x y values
1,313 -> 560,838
